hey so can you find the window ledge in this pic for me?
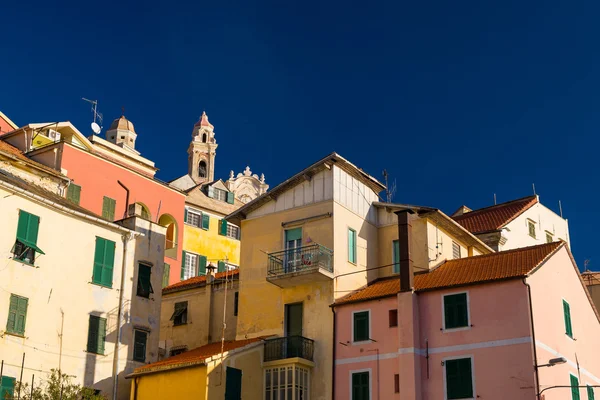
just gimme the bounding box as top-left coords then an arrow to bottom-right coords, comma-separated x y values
11,258 -> 38,268
4,331 -> 26,339
173,323 -> 188,327
85,350 -> 106,356
351,340 -> 371,346
90,282 -> 113,289
442,326 -> 471,333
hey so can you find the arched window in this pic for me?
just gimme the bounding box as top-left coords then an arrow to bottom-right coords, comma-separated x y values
136,202 -> 151,220
199,161 -> 207,178
202,133 -> 207,143
158,214 -> 178,259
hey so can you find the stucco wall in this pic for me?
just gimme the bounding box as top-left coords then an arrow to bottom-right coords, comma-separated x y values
528,247 -> 600,400
205,345 -> 264,400
130,365 -> 207,400
0,186 -> 135,397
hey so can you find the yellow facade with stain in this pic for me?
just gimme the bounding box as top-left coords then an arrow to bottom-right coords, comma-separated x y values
129,365 -> 207,400
182,211 -> 240,266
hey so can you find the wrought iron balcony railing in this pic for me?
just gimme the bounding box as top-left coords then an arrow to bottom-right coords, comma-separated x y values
267,244 -> 333,276
264,336 -> 315,362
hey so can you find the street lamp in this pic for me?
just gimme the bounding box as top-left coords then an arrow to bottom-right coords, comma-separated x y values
537,357 -> 567,368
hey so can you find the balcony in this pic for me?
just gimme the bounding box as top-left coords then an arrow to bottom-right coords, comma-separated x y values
264,336 -> 314,364
266,244 -> 334,288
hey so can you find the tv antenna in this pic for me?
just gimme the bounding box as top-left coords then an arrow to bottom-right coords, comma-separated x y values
82,98 -> 103,134
382,170 -> 397,203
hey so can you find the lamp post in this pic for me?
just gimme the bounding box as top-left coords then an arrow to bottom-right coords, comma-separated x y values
536,357 -> 567,369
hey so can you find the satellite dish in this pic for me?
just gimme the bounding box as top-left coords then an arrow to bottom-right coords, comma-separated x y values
91,122 -> 101,134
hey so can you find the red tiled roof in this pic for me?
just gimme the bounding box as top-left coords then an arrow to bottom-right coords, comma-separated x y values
452,195 -> 538,234
333,242 -> 564,305
132,337 -> 263,374
163,269 -> 239,294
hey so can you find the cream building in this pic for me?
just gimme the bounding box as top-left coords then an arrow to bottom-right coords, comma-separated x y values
0,141 -> 166,400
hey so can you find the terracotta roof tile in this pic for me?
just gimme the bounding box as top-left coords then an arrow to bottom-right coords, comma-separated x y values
333,242 -> 564,305
163,269 -> 239,294
132,337 -> 263,374
452,195 -> 538,234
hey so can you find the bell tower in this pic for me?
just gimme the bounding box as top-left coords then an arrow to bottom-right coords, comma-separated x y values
188,111 -> 218,184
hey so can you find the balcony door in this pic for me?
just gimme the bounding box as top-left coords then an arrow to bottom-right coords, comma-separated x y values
285,303 -> 303,358
284,228 -> 302,272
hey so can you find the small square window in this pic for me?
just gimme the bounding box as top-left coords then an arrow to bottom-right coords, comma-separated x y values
528,221 -> 536,238
171,301 -> 188,326
452,242 -> 461,259
546,232 -> 553,243
389,309 -> 398,327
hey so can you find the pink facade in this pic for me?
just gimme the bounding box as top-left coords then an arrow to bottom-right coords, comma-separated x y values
334,247 -> 600,400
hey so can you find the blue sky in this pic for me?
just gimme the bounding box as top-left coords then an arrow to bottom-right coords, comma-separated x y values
1,1 -> 598,268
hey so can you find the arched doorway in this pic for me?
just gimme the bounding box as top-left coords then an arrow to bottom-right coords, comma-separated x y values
158,214 -> 177,259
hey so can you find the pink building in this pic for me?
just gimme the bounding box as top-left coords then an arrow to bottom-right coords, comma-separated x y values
333,236 -> 600,400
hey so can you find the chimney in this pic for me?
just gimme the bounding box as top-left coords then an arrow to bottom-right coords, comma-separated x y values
395,209 -> 414,292
206,263 -> 217,284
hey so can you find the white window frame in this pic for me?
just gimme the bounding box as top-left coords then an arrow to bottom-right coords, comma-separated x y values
185,208 -> 202,228
441,291 -> 471,332
183,252 -> 198,280
442,355 -> 476,400
226,223 -> 240,240
213,188 -> 227,202
264,365 -> 310,400
349,368 -> 372,400
351,309 -> 371,345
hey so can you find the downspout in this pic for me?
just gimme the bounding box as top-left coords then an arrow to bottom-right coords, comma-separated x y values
523,278 -> 541,399
113,232 -> 134,400
332,306 -> 337,400
117,180 -> 130,219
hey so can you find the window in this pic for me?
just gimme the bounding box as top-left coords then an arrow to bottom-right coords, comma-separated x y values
13,210 -> 44,265
351,371 -> 370,400
226,224 -> 240,240
133,330 -> 148,362
546,232 -> 553,243
392,239 -> 400,274
563,299 -> 573,338
162,263 -> 170,288
86,315 -> 106,354
199,161 -> 207,178
452,242 -> 461,259
218,260 -> 226,273
92,237 -> 116,287
171,301 -> 188,326
528,221 -> 536,238
219,219 -> 228,236
170,346 -> 187,356
202,213 -> 210,230
102,197 -> 116,220
234,292 -> 239,316
394,374 -> 400,393
181,251 -> 200,280
184,209 -> 202,227
214,188 -> 227,202
588,385 -> 595,400
66,183 -> 81,205
571,374 -> 580,400
444,293 -> 469,330
445,358 -> 474,399
389,309 -> 398,328
6,294 -> 28,336
137,263 -> 154,298
353,311 -> 369,342
348,228 -> 357,264
264,366 -> 309,400
0,376 -> 15,400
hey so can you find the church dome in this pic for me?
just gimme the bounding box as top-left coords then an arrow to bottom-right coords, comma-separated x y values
109,115 -> 136,133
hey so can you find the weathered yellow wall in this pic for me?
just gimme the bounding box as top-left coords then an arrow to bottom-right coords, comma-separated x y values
205,345 -> 264,400
182,212 -> 240,265
130,366 -> 207,400
210,281 -> 239,343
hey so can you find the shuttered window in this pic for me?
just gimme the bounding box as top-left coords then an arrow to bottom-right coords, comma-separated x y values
351,371 -> 370,400
452,242 -> 461,259
389,309 -> 398,327
571,375 -> 580,400
226,191 -> 235,204
446,358 -> 473,399
87,315 -> 106,354
348,228 -> 357,264
14,210 -> 44,264
588,385 -> 595,400
198,255 -> 207,276
184,209 -> 202,227
66,183 -> 81,205
202,214 -> 210,230
444,293 -> 469,329
564,300 -> 573,338
162,263 -> 170,288
6,294 -> 28,335
218,260 -> 226,273
171,301 -> 188,326
0,376 -> 15,400
392,240 -> 400,274
219,219 -> 228,236
137,263 -> 154,298
102,197 -> 116,220
92,237 -> 116,287
353,311 -> 369,342
133,330 -> 148,362
528,221 -> 536,238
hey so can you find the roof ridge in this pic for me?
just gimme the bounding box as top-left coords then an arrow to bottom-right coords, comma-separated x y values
444,241 -> 563,263
453,195 -> 537,220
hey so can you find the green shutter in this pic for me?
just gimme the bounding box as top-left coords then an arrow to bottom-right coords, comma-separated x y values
588,386 -> 595,400
87,315 -> 106,354
202,214 -> 210,230
351,372 -> 369,400
564,300 -> 573,338
353,311 -> 369,342
102,197 -> 116,220
571,375 -> 580,400
184,208 -> 189,224
226,192 -> 234,204
17,210 -> 42,250
162,263 -> 170,288
218,260 -> 226,273
348,229 -> 356,263
6,294 -> 27,335
98,317 -> 106,354
446,358 -> 473,399
220,219 -> 228,236
6,295 -> 17,333
444,293 -> 468,329
393,240 -> 400,274
137,264 -> 153,298
67,184 -> 81,205
0,376 -> 15,400
181,251 -> 187,281
198,255 -> 207,276
93,238 -> 115,287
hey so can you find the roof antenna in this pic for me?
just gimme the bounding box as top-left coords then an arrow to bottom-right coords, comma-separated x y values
494,193 -> 497,205
383,170 -> 395,203
532,183 -> 536,196
584,259 -> 591,272
559,200 -> 563,218
82,98 -> 103,134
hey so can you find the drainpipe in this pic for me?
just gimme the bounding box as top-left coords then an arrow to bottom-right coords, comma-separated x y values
112,232 -> 134,400
331,306 -> 337,400
117,180 -> 130,219
523,279 -> 541,399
